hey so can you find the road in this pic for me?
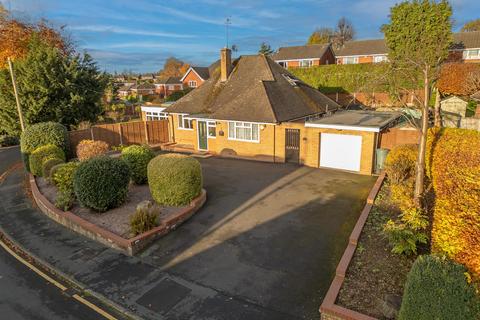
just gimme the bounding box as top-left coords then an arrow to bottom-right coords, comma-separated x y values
0,146 -> 104,320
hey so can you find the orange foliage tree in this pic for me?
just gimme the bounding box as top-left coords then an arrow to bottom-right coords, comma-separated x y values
437,62 -> 480,96
0,4 -> 69,68
158,57 -> 190,78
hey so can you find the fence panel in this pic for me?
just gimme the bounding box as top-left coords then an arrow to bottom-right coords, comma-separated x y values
146,120 -> 169,144
92,124 -> 121,147
68,129 -> 91,152
379,127 -> 420,150
121,121 -> 146,145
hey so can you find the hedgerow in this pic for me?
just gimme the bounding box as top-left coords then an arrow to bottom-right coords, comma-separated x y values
427,127 -> 480,276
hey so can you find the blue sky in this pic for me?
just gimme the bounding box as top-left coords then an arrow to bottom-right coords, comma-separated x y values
2,0 -> 479,73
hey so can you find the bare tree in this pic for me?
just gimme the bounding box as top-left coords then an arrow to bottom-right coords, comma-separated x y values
333,17 -> 355,49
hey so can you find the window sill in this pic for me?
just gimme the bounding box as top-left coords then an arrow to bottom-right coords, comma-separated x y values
178,127 -> 194,131
227,138 -> 260,143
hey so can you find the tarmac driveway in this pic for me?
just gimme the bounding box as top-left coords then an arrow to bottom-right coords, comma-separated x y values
142,157 -> 376,319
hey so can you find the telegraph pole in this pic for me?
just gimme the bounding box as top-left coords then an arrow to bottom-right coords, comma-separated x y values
7,57 -> 25,132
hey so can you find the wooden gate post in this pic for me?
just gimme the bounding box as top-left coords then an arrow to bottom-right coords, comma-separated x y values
144,121 -> 149,145
118,123 -> 123,146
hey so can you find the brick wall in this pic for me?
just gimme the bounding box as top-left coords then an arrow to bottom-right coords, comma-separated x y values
182,70 -> 205,88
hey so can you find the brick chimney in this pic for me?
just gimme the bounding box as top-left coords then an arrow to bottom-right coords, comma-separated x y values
220,47 -> 232,82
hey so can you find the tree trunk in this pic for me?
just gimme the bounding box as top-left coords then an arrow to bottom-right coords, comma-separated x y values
414,72 -> 430,206
434,87 -> 441,127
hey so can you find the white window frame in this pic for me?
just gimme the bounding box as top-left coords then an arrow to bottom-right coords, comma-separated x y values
373,55 -> 388,63
178,114 -> 193,130
343,56 -> 359,64
188,80 -> 197,88
146,111 -> 168,121
463,49 -> 480,60
167,84 -> 175,90
227,121 -> 260,143
299,59 -> 313,67
207,121 -> 216,138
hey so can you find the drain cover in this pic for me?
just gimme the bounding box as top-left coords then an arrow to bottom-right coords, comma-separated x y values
136,278 -> 191,313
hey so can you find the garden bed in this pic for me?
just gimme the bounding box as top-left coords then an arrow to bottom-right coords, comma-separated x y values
336,182 -> 415,319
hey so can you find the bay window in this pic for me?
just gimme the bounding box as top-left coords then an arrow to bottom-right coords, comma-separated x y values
228,122 -> 260,142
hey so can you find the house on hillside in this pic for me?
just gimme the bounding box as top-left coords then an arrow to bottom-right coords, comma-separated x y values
272,43 -> 335,68
180,62 -> 219,88
154,77 -> 183,98
118,85 -> 133,98
130,83 -> 156,99
160,48 -> 401,175
449,31 -> 480,63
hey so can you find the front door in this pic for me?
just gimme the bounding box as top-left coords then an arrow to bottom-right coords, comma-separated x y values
197,121 -> 208,150
285,129 -> 300,164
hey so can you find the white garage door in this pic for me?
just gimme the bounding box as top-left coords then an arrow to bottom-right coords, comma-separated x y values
320,133 -> 362,172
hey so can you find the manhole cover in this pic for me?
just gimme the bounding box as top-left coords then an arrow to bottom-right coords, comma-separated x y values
136,278 -> 191,313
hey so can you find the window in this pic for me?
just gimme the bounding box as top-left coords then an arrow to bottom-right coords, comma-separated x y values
178,114 -> 193,129
278,61 -> 288,68
463,49 -> 480,60
373,55 -> 388,63
188,80 -> 197,88
343,57 -> 358,64
207,121 -> 216,138
146,111 -> 168,121
228,122 -> 259,142
167,85 -> 175,90
299,59 -> 313,67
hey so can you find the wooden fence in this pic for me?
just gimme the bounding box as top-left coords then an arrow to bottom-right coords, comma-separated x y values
68,120 -> 169,151
379,127 -> 420,150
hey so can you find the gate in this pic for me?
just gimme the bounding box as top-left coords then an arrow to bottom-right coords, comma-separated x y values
285,129 -> 300,164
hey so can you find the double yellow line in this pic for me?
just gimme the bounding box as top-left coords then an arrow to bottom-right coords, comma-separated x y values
0,233 -> 118,320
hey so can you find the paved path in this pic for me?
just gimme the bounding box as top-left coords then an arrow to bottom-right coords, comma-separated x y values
0,146 -> 104,320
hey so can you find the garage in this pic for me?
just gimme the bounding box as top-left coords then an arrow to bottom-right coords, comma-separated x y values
320,133 -> 362,171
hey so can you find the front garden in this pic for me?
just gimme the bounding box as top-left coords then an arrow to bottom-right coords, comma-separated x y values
20,121 -> 205,252
333,128 -> 480,319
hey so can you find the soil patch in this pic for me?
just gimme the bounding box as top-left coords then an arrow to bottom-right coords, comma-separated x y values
36,177 -> 187,239
336,183 -> 415,319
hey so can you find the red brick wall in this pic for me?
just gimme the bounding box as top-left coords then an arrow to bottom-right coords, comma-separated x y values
182,70 -> 204,88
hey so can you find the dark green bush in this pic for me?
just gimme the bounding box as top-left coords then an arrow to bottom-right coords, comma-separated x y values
73,156 -> 131,212
399,255 -> 480,320
147,153 -> 202,206
29,144 -> 66,177
0,135 -> 19,147
42,158 -> 65,180
121,145 -> 155,184
52,162 -> 80,194
20,122 -> 68,171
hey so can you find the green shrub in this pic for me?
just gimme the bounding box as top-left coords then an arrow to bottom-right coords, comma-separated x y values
121,145 -> 155,184
0,135 -> 19,147
29,144 -> 66,177
20,122 -> 68,172
130,201 -> 159,236
76,139 -> 109,161
53,162 -> 80,194
73,156 -> 131,212
399,255 -> 480,320
147,153 -> 202,206
384,144 -> 417,184
42,158 -> 65,180
55,191 -> 74,211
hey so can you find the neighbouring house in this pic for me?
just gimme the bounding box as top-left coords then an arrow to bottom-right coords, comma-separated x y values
180,62 -> 219,89
130,83 -> 156,98
140,102 -> 174,121
335,39 -> 388,64
272,43 -> 335,68
154,77 -> 183,98
118,85 -> 133,98
449,31 -> 480,63
160,48 -> 401,175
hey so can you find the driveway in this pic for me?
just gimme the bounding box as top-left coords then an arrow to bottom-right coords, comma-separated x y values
142,157 -> 376,319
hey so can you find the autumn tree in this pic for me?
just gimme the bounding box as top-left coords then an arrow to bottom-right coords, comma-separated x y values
0,4 -> 69,68
258,42 -> 274,55
383,0 -> 452,204
332,17 -> 355,48
158,57 -> 190,78
461,18 -> 480,32
437,63 -> 480,96
307,27 -> 333,45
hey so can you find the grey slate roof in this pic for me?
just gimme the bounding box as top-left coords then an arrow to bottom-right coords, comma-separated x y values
165,55 -> 341,123
335,39 -> 388,57
155,76 -> 182,84
272,44 -> 331,60
452,31 -> 480,49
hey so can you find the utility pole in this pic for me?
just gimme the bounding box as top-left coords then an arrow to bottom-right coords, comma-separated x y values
8,58 -> 25,132
225,17 -> 231,48
7,57 -> 25,132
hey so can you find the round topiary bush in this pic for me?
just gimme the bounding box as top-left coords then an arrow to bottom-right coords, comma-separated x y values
20,122 -> 68,172
73,156 -> 131,212
42,158 -> 65,180
76,139 -> 109,161
384,144 -> 417,185
121,145 -> 155,184
52,161 -> 80,194
147,153 -> 202,206
29,144 -> 66,177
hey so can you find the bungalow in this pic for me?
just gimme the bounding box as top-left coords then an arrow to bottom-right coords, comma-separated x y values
130,83 -> 156,99
162,48 -> 400,175
449,31 -> 480,63
154,77 -> 183,98
272,43 -> 335,68
180,61 -> 219,88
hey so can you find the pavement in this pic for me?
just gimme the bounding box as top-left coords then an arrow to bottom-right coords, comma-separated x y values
0,147 -> 375,320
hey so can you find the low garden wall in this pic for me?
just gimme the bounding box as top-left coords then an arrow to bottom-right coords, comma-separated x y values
319,172 -> 385,320
30,174 -> 206,255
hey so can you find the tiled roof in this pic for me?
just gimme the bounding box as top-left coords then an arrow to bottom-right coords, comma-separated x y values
155,77 -> 182,84
272,44 -> 331,60
165,55 -> 341,123
335,39 -> 387,57
452,31 -> 480,49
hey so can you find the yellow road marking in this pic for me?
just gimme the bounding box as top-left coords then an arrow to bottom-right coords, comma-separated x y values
73,294 -> 118,320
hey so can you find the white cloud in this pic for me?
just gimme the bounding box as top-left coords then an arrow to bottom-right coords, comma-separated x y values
69,25 -> 195,38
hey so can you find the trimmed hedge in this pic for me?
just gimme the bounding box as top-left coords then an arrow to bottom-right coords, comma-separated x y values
73,156 -> 131,212
53,162 -> 80,194
76,139 -> 109,161
121,145 -> 155,184
29,144 -> 66,177
42,158 -> 65,180
0,135 -> 19,147
399,255 -> 480,320
20,122 -> 68,171
148,153 -> 202,206
384,144 -> 417,185
427,128 -> 480,276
